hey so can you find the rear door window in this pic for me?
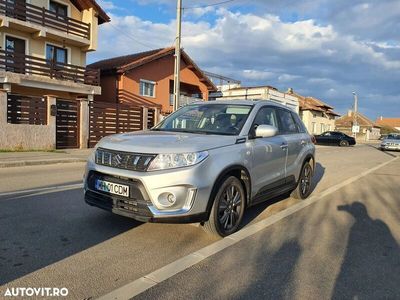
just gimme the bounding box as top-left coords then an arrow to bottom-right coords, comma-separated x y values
277,109 -> 299,134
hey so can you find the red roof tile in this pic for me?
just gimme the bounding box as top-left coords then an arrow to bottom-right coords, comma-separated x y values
336,112 -> 380,128
88,47 -> 217,91
375,118 -> 400,128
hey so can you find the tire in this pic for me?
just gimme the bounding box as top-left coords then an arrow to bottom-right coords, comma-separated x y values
339,140 -> 349,147
203,176 -> 246,237
291,161 -> 313,200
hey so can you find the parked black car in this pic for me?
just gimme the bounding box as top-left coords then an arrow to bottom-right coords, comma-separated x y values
314,131 -> 356,146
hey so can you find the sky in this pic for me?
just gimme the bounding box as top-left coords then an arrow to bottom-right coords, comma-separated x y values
89,0 -> 400,119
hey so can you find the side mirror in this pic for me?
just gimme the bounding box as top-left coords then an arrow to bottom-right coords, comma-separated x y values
255,125 -> 278,138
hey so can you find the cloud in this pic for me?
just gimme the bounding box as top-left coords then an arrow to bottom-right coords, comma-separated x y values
97,0 -> 117,10
89,5 -> 400,118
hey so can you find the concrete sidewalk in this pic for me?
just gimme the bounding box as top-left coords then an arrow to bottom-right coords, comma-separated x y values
0,149 -> 92,168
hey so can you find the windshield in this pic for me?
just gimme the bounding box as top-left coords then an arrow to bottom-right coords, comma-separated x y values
153,104 -> 252,135
387,134 -> 400,140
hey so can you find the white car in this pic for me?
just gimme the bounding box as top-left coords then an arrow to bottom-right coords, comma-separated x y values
380,133 -> 400,151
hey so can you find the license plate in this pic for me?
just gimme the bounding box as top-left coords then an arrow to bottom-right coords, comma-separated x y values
95,179 -> 130,197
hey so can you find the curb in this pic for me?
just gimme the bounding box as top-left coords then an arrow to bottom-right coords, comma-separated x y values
0,158 -> 87,168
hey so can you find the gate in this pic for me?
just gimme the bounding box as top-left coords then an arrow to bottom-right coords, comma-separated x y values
89,102 -> 144,148
56,99 -> 80,149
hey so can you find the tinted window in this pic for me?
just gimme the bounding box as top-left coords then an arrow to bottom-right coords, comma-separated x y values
277,109 -> 299,134
331,132 -> 344,137
253,106 -> 279,128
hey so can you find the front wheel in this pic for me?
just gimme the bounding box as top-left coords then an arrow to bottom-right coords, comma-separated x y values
291,161 -> 313,199
203,176 -> 246,237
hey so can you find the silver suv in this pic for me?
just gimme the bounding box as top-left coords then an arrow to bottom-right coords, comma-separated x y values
84,100 -> 315,236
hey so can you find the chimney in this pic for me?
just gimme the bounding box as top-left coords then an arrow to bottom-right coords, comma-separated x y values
287,87 -> 293,94
380,116 -> 383,120
347,110 -> 353,117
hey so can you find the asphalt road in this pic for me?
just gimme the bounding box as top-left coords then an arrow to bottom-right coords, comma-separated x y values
0,144 -> 399,299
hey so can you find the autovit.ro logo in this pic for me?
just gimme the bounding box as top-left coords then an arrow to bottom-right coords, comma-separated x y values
3,287 -> 68,297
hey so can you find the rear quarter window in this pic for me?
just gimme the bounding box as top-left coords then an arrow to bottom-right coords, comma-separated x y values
291,112 -> 307,133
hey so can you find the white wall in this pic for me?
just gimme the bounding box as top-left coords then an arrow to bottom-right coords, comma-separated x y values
220,86 -> 299,113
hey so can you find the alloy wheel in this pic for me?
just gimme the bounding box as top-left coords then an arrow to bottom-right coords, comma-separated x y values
218,184 -> 243,231
300,164 -> 312,196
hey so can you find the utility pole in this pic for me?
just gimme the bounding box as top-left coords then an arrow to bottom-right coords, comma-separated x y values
173,0 -> 182,112
352,91 -> 358,139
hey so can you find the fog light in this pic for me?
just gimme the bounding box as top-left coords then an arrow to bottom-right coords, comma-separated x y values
167,193 -> 176,204
158,192 -> 177,208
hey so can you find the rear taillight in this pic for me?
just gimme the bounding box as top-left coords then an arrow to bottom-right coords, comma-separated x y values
311,135 -> 316,144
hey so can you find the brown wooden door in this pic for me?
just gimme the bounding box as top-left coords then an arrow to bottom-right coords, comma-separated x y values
5,36 -> 26,74
56,99 -> 80,149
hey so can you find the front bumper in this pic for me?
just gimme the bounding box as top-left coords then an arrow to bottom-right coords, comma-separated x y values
380,144 -> 400,151
84,157 -> 217,223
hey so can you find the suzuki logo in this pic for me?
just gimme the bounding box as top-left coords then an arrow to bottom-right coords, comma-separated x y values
114,154 -> 123,166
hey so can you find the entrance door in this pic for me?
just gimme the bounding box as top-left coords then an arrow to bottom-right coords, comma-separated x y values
5,36 -> 26,74
56,99 -> 80,149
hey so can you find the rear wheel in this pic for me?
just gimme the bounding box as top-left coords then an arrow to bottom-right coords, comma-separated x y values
339,140 -> 349,147
291,161 -> 313,199
203,176 -> 246,237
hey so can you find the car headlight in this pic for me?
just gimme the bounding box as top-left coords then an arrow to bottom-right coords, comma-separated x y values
147,151 -> 208,171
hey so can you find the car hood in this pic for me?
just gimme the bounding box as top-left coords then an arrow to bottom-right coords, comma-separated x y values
96,130 -> 240,154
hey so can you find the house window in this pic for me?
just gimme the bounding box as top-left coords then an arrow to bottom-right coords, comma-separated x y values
46,44 -> 67,65
321,123 -> 325,133
49,1 -> 68,18
140,80 -> 155,97
312,122 -> 316,134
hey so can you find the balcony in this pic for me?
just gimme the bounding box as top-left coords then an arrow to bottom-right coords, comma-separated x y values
0,0 -> 90,40
0,50 -> 100,86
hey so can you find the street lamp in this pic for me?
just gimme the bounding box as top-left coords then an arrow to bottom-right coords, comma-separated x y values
352,92 -> 358,139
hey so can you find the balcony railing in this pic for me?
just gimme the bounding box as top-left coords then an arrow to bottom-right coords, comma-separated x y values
0,0 -> 90,39
0,50 -> 100,86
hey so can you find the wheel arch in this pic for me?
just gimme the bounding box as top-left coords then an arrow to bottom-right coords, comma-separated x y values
205,164 -> 251,219
302,153 -> 315,176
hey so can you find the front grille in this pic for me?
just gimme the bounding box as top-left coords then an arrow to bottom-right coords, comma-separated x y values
95,148 -> 156,171
85,190 -> 153,218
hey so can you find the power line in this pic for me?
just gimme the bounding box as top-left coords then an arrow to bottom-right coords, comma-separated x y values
183,0 -> 236,10
107,23 -> 160,50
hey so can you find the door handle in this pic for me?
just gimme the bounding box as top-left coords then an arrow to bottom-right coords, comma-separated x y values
280,143 -> 288,150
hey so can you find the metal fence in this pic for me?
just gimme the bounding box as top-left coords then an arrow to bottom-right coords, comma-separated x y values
7,94 -> 47,125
